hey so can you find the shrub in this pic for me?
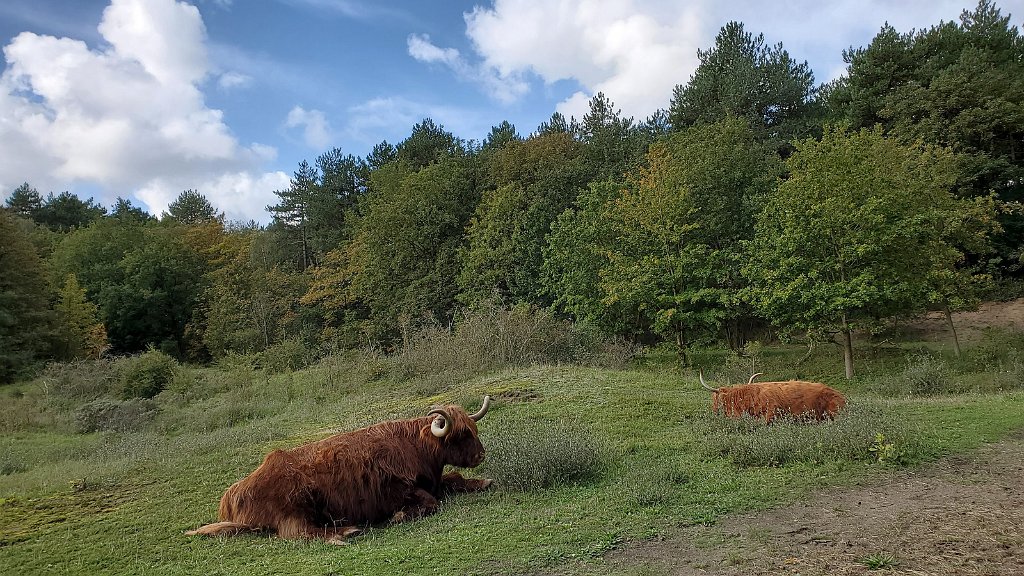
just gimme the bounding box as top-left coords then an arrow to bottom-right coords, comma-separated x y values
386,303 -> 636,382
899,352 -> 956,395
480,415 -> 608,491
116,348 -> 177,399
257,338 -> 314,374
38,359 -> 117,401
967,328 -> 1024,372
692,400 -> 920,467
73,398 -> 158,433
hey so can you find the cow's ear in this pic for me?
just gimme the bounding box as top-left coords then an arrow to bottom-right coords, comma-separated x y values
427,409 -> 452,438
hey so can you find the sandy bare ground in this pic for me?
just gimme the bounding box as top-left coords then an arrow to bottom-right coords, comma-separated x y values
901,298 -> 1024,343
608,432 -> 1024,576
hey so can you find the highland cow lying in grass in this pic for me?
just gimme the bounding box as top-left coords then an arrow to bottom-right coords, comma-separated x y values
186,396 -> 492,543
699,372 -> 846,423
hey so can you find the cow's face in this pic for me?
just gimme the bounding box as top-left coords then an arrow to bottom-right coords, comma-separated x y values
428,396 -> 490,468
444,421 -> 486,468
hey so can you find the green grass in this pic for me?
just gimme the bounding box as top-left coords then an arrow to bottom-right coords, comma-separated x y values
2,351 -> 1023,575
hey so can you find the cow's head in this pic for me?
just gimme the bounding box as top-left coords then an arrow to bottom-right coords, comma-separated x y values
425,396 -> 490,468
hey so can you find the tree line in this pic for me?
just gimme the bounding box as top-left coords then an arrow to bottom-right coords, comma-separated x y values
2,1 -> 1021,381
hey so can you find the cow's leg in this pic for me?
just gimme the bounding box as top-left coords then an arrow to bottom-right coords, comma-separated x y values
390,488 -> 440,523
441,471 -> 493,494
275,516 -> 362,544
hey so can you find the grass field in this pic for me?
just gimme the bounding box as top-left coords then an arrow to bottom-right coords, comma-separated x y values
1,336 -> 1023,575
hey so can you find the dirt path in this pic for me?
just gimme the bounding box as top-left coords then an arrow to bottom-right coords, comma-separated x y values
901,298 -> 1024,343
609,432 -> 1024,575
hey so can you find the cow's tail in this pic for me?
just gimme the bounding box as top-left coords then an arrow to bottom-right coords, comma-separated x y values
185,521 -> 262,537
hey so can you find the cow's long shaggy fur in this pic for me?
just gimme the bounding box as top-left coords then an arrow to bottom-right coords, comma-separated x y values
704,374 -> 846,423
185,402 -> 491,542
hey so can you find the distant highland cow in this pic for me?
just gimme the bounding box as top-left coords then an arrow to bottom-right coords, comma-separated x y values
186,396 -> 492,543
699,372 -> 846,423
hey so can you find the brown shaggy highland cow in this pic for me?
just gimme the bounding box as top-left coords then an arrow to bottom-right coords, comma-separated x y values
185,396 -> 492,543
699,372 -> 846,423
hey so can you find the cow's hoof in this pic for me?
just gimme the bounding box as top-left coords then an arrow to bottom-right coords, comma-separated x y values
480,478 -> 493,490
341,527 -> 362,538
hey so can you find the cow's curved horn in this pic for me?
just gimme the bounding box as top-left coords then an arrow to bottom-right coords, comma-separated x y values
469,395 -> 491,422
427,408 -> 452,438
747,372 -> 764,385
699,370 -> 719,392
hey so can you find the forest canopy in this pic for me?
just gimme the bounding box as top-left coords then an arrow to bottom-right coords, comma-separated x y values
2,1 -> 1020,381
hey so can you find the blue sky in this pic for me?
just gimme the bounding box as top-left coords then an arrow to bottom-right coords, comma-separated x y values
1,0 -> 1019,222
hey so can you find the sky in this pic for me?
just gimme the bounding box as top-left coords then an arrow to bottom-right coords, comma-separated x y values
1,0 -> 1020,223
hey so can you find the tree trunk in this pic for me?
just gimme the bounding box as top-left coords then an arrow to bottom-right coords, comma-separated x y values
944,304 -> 962,359
675,326 -> 689,366
841,313 -> 855,379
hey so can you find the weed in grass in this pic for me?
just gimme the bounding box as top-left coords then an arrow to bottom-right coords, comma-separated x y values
860,552 -> 899,570
480,415 -> 609,491
73,398 -> 158,433
900,352 -> 957,395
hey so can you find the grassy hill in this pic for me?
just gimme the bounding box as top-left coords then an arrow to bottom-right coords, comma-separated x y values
2,330 -> 1023,575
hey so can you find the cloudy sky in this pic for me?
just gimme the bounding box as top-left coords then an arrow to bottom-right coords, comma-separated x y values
1,0 -> 1018,222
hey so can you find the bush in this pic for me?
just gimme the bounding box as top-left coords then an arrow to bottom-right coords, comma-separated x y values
257,338 -> 314,374
692,400 -> 921,467
480,416 -> 608,491
116,348 -> 177,399
386,303 -> 636,382
39,359 -> 117,401
73,398 -> 158,433
899,352 -> 956,395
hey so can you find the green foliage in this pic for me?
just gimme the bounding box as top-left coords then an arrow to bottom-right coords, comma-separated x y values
600,116 -> 783,355
115,348 -> 177,400
73,398 -> 158,433
0,211 -> 57,382
53,274 -> 108,360
356,157 -> 476,337
4,182 -> 42,218
256,338 -> 314,374
384,303 -> 635,385
480,415 -> 609,491
868,433 -> 898,465
669,21 -> 818,148
162,189 -> 221,225
543,181 -> 629,333
33,191 -> 107,231
48,217 -> 208,357
825,0 -> 1024,277
203,229 -> 309,358
747,126 -> 985,376
578,92 -> 648,182
460,132 -> 588,306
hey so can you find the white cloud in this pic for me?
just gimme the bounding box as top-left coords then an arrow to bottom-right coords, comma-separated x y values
136,170 -> 290,224
286,106 -> 332,150
452,0 -> 980,121
0,0 -> 285,222
217,71 -> 251,90
407,33 -> 529,105
408,33 -> 461,67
